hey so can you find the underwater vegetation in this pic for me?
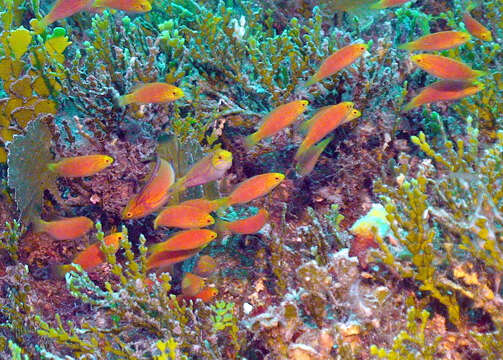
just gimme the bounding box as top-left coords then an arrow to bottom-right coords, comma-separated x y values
0,0 -> 502,358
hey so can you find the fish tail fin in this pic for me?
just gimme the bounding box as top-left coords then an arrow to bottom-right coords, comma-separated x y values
294,143 -> 308,161
398,41 -> 414,51
402,99 -> 416,112
47,162 -> 57,173
92,0 -> 104,7
304,75 -> 318,87
49,264 -> 75,280
244,133 -> 259,150
32,217 -> 46,233
369,1 -> 383,9
212,197 -> 230,211
474,70 -> 487,78
465,2 -> 476,12
153,216 -> 160,230
298,120 -> 311,134
118,94 -> 133,107
214,220 -> 230,237
148,242 -> 164,255
168,178 -> 185,195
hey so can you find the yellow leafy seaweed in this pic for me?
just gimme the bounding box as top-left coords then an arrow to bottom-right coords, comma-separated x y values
0,57 -> 24,81
10,76 -> 33,98
8,26 -> 32,59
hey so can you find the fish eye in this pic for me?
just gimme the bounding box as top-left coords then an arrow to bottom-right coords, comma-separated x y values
218,156 -> 222,160
126,212 -> 133,218
275,176 -> 280,180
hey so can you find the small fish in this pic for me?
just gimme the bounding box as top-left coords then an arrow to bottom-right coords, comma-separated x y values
398,31 -> 471,51
349,204 -> 390,268
306,44 -> 368,86
154,205 -> 214,229
244,100 -> 309,149
170,150 -> 232,194
216,173 -> 285,208
122,158 -> 175,220
370,0 -> 410,9
411,54 -> 486,80
193,255 -> 217,277
119,82 -> 183,106
177,286 -> 218,303
149,229 -> 217,253
52,232 -> 123,278
181,272 -> 206,297
463,11 -> 493,42
146,248 -> 201,271
402,80 -> 484,112
48,154 -> 114,178
216,209 -> 269,235
299,102 -> 354,133
179,198 -> 221,213
34,216 -> 93,240
33,0 -> 94,32
92,0 -> 151,13
295,136 -> 334,176
295,105 -> 360,160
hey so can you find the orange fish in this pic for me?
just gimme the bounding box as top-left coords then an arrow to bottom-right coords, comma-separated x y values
177,286 -> 218,303
119,82 -> 183,106
306,44 -> 368,86
122,158 -> 175,220
48,155 -> 113,178
181,272 -> 206,296
193,255 -> 217,277
179,198 -> 221,213
463,12 -> 493,42
411,54 -> 486,80
34,0 -> 94,32
216,209 -> 269,235
399,31 -> 471,51
92,0 -> 151,13
154,205 -> 214,229
149,229 -> 217,253
146,248 -> 200,271
295,105 -> 360,160
299,102 -> 354,132
34,216 -> 93,240
52,232 -> 122,277
170,149 -> 233,194
217,173 -> 285,208
402,80 -> 484,112
295,136 -> 333,176
244,100 -> 309,149
370,0 -> 409,8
